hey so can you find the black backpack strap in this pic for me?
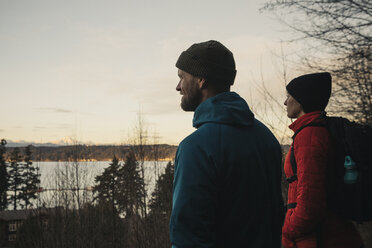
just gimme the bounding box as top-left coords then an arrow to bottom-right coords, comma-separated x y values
286,122 -> 327,183
285,202 -> 297,211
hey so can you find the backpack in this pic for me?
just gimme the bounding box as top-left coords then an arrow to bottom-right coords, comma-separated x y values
287,116 -> 372,222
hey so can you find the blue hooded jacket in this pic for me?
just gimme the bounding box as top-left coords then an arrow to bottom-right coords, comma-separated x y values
170,92 -> 283,248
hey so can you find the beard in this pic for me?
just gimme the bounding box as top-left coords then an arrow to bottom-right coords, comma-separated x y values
180,85 -> 203,112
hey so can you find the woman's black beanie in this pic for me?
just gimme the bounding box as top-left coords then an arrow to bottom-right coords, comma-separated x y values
286,72 -> 332,113
176,40 -> 237,85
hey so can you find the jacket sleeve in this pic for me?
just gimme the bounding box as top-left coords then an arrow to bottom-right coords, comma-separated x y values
282,128 -> 330,241
170,140 -> 218,248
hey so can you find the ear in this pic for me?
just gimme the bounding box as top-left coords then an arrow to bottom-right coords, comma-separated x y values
197,77 -> 207,89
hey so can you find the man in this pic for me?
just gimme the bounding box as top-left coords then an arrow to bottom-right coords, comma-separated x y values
170,40 -> 283,247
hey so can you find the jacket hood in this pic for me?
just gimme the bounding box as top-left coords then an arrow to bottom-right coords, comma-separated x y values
193,92 -> 254,128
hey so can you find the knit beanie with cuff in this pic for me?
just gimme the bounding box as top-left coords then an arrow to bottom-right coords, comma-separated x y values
286,72 -> 332,113
176,40 -> 237,86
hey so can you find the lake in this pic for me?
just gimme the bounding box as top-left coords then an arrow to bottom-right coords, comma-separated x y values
32,160 -> 172,208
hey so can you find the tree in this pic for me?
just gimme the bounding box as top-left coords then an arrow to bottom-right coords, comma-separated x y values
149,161 -> 173,216
130,112 -> 149,217
262,0 -> 372,124
93,153 -> 146,248
0,139 -> 8,210
118,152 -> 146,218
146,161 -> 174,248
93,156 -> 122,210
8,147 -> 23,210
93,153 -> 147,217
15,205 -> 127,248
20,145 -> 40,209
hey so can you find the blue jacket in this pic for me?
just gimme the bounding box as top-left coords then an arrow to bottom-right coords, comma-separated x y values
170,92 -> 283,248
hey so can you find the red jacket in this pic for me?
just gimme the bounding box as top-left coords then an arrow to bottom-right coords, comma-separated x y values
282,111 -> 362,248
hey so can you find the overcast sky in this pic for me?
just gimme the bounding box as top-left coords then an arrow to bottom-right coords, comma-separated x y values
1,0 -> 298,146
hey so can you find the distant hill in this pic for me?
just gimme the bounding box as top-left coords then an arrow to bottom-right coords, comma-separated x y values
3,144 -> 290,162
6,140 -> 62,147
4,144 -> 178,162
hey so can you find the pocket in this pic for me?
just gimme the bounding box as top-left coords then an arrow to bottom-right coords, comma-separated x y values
285,208 -> 294,222
294,232 -> 317,248
283,209 -> 294,236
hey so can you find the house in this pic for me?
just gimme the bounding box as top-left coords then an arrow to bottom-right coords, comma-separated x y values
0,208 -> 52,247
0,209 -> 34,247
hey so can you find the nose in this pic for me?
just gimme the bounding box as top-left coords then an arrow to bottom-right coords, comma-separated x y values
176,81 -> 181,91
284,98 -> 288,106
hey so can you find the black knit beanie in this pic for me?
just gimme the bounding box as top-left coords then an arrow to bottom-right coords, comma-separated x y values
176,40 -> 237,85
286,72 -> 332,113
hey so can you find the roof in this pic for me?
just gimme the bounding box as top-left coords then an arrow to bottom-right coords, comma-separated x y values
0,207 -> 59,221
0,209 -> 34,221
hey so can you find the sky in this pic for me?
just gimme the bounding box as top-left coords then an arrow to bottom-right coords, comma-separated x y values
0,0 -> 298,146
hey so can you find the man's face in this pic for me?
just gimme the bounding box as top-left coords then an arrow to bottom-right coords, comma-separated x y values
176,69 -> 203,112
284,93 -> 304,119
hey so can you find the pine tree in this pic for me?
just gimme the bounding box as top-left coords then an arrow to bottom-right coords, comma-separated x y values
118,152 -> 146,217
149,161 -> 173,215
93,156 -> 124,248
147,161 -> 174,248
8,147 -> 23,210
93,154 -> 146,247
0,139 -> 8,210
20,145 -> 40,209
93,156 -> 122,210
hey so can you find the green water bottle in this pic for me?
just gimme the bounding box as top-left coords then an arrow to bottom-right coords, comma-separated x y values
344,155 -> 358,184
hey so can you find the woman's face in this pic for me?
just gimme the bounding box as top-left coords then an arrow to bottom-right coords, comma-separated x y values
284,93 -> 305,119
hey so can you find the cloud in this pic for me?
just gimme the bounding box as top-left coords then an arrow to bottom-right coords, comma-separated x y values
32,126 -> 47,131
34,126 -> 46,129
38,107 -> 72,113
54,124 -> 72,129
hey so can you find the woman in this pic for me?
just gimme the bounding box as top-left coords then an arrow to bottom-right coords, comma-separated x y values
282,72 -> 363,248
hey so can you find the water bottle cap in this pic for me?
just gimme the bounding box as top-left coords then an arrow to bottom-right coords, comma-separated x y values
344,155 -> 355,167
